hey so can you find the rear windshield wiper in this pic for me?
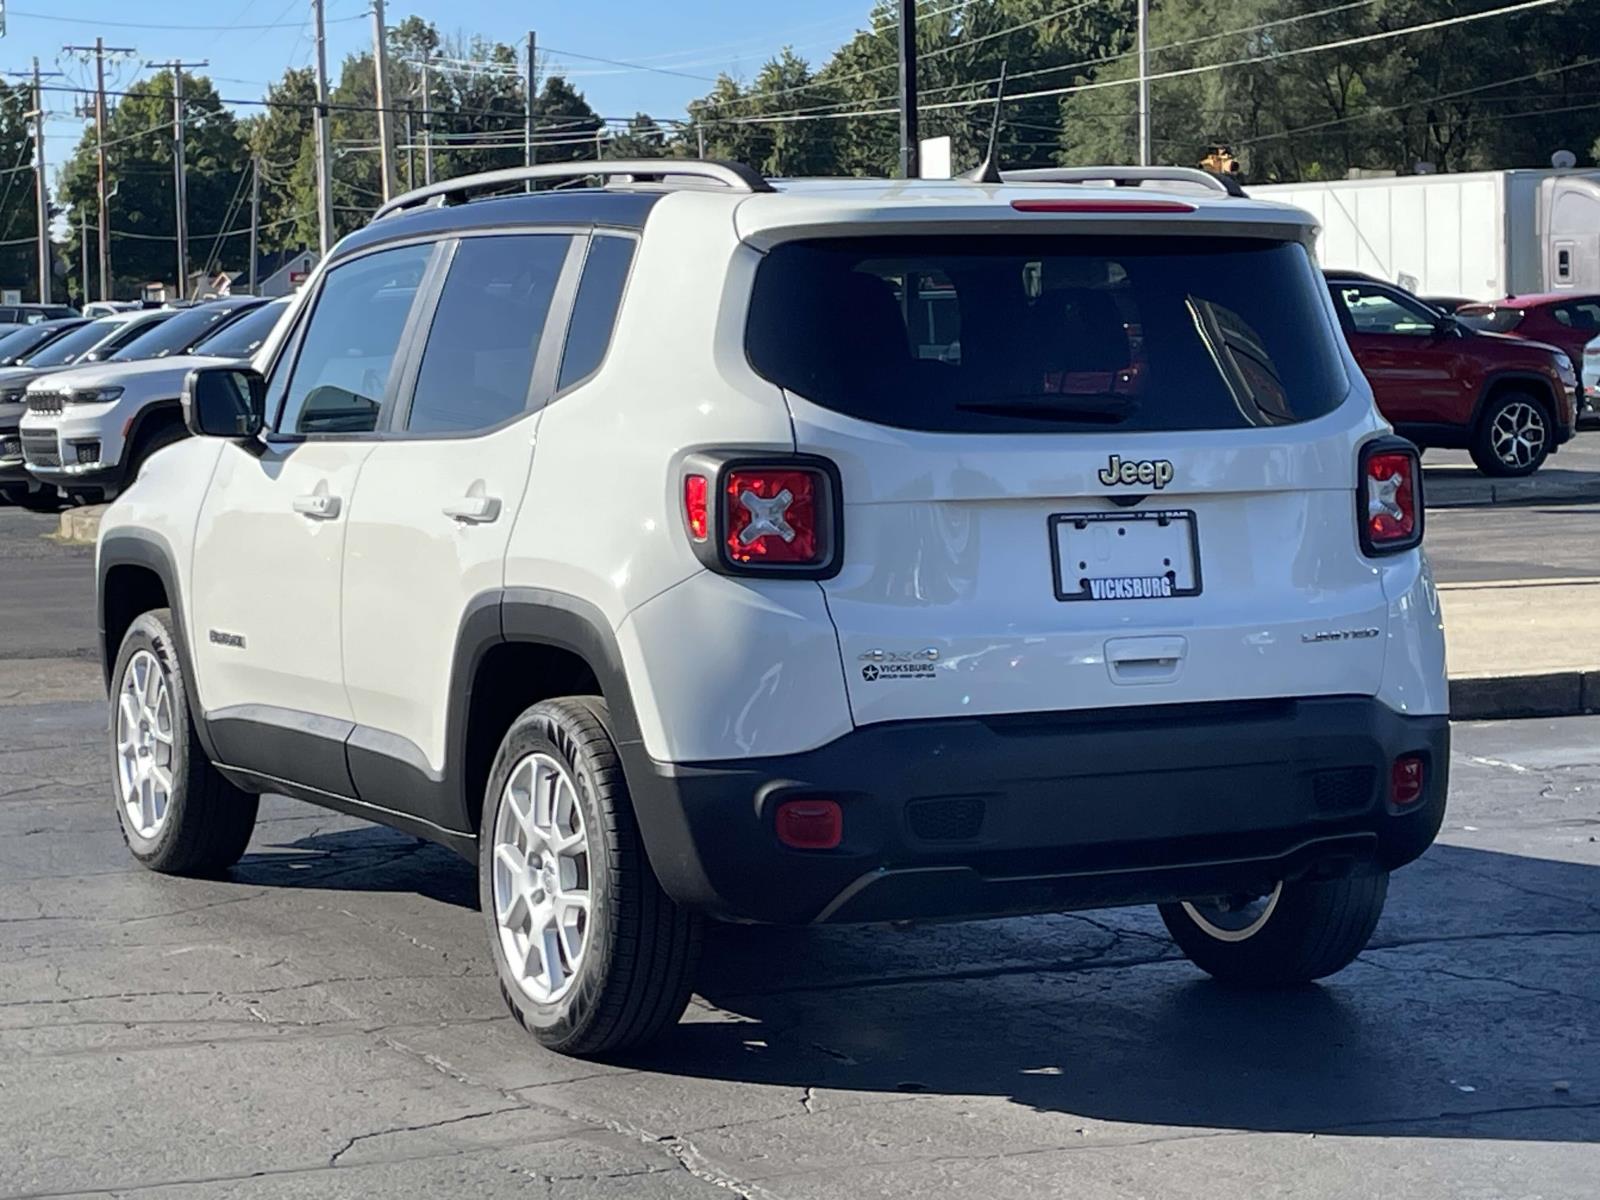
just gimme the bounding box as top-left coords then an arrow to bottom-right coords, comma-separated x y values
954,397 -> 1136,423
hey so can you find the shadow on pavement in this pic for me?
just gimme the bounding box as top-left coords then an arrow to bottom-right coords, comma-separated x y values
234,829 -> 1598,1141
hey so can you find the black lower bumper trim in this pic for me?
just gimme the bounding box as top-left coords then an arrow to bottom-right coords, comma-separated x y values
624,696 -> 1449,925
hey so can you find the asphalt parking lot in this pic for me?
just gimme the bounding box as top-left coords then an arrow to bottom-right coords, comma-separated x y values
2,503 -> 1597,1198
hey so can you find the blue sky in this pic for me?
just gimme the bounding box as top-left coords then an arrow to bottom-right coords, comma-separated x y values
6,0 -> 875,184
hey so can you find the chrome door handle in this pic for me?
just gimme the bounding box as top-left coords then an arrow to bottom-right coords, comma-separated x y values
442,495 -> 501,524
293,492 -> 341,520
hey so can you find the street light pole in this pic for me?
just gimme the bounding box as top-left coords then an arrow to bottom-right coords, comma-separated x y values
146,59 -> 208,299
1136,0 -> 1151,167
311,0 -> 335,255
896,0 -> 919,179
372,0 -> 398,203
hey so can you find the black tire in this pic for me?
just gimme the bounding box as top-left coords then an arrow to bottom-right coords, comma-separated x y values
18,487 -> 59,512
1469,390 -> 1552,477
1158,872 -> 1388,987
479,697 -> 701,1058
110,609 -> 258,875
66,488 -> 105,506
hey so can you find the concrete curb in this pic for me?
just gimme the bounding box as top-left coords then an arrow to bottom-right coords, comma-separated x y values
55,505 -> 107,545
1426,472 -> 1600,510
1450,671 -> 1600,721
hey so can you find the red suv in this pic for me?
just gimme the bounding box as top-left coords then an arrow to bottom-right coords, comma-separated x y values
1324,272 -> 1579,476
1455,292 -> 1600,374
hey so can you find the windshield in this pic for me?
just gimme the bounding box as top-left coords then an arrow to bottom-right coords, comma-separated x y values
1457,306 -> 1524,333
20,320 -> 126,368
0,324 -> 71,366
746,235 -> 1349,433
108,304 -> 255,361
194,300 -> 289,360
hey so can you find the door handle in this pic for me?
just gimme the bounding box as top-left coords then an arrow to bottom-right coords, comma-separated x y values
293,492 -> 341,520
442,495 -> 501,524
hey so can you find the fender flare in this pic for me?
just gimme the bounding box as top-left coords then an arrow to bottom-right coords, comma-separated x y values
97,528 -> 219,762
1472,369 -> 1560,427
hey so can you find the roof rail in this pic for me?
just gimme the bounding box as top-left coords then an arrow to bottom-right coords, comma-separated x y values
376,159 -> 774,220
1003,166 -> 1247,198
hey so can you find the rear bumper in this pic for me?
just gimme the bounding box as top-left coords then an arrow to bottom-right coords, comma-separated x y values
626,696 -> 1449,925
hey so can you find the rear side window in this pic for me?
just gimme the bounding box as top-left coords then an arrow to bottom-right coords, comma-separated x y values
406,234 -> 571,435
745,236 -> 1348,433
557,235 -> 636,392
1551,301 -> 1600,332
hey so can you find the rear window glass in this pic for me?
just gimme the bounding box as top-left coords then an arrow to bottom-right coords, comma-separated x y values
746,236 -> 1350,432
1457,306 -> 1524,333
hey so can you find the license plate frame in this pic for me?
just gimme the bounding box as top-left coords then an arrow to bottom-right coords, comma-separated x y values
1049,509 -> 1202,602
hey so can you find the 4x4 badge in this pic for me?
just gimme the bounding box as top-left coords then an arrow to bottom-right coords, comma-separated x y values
1098,455 -> 1174,489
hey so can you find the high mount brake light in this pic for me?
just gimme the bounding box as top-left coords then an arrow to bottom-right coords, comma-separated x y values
1010,198 -> 1197,214
680,454 -> 843,579
1359,439 -> 1423,555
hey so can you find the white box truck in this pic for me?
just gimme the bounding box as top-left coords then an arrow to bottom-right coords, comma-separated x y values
1250,169 -> 1600,300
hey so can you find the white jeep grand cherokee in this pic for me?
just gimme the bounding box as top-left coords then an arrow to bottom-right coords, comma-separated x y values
96,161 -> 1448,1057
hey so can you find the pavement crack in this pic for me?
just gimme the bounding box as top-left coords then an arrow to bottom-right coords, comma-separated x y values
326,1106 -> 522,1166
1360,953 -> 1597,1005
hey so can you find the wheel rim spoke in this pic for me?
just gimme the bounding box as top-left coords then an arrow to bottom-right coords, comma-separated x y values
115,649 -> 178,840
492,751 -> 593,1004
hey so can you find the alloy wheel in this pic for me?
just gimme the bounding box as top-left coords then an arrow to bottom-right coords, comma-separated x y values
115,649 -> 176,839
491,752 -> 593,1003
1181,881 -> 1284,943
1490,400 -> 1547,470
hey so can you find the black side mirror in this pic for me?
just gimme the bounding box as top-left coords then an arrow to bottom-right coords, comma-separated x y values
1433,314 -> 1461,338
182,365 -> 266,440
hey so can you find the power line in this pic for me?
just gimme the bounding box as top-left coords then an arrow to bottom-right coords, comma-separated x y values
697,0 -> 1573,126
11,7 -> 366,30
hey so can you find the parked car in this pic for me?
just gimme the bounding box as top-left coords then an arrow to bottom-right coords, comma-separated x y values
0,302 -> 79,325
1455,292 -> 1600,376
0,318 -> 88,367
97,162 -> 1448,1057
1583,331 -> 1600,411
82,301 -> 143,318
0,311 -> 174,503
1324,271 -> 1579,475
20,297 -> 283,501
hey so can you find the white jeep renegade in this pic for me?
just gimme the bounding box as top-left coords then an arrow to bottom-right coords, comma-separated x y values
96,161 -> 1449,1057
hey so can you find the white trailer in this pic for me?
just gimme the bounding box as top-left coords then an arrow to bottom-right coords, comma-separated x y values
1250,169 -> 1600,300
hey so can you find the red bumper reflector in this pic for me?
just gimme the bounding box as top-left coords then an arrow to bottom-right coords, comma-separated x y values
775,799 -> 842,850
1010,198 -> 1197,214
1391,756 -> 1426,806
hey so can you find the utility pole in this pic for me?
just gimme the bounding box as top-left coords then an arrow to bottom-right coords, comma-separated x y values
147,59 -> 208,299
7,59 -> 64,304
1136,0 -> 1151,167
372,0 -> 397,203
896,0 -> 919,179
311,0 -> 335,255
524,30 -> 537,169
696,124 -> 706,159
80,209 -> 89,304
404,106 -> 415,188
64,38 -> 136,300
248,156 -> 261,296
420,54 -> 434,186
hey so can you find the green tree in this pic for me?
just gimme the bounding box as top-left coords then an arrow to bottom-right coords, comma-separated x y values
608,113 -> 671,159
0,81 -> 44,296
242,68 -> 317,255
59,72 -> 249,296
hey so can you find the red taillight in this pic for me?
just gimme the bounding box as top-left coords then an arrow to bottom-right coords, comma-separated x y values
1360,441 -> 1423,554
775,799 -> 842,850
1010,198 -> 1197,214
1391,756 -> 1426,807
725,468 -> 822,565
683,474 -> 709,542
